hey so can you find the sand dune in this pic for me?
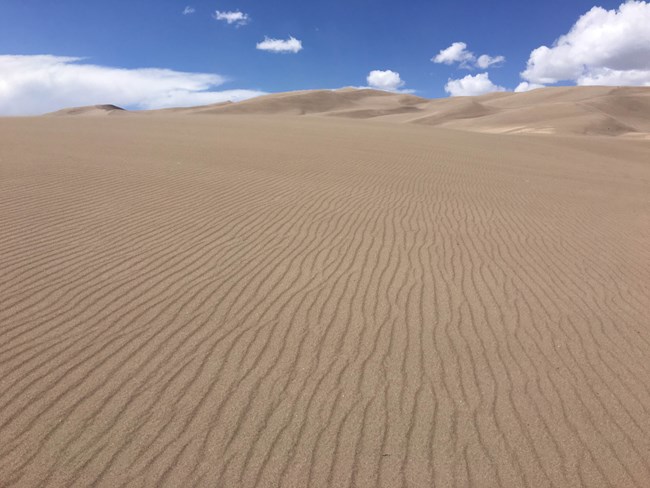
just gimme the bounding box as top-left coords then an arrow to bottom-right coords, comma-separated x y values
406,98 -> 497,126
376,86 -> 650,135
48,104 -> 127,116
178,86 -> 650,136
419,87 -> 650,136
1,102 -> 649,487
162,89 -> 429,116
51,86 -> 650,137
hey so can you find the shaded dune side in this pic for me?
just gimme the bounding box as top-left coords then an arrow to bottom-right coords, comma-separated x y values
324,105 -> 423,119
580,90 -> 650,133
47,105 -> 127,116
409,99 -> 496,126
0,116 -> 649,488
431,102 -> 639,135
417,87 -> 650,135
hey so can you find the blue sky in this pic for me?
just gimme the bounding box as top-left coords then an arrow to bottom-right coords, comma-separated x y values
1,0 -> 649,113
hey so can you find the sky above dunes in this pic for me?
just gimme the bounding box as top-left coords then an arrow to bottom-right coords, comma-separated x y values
1,0 -> 649,114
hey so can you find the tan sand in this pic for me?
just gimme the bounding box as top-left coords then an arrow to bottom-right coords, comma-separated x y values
139,86 -> 650,137
47,104 -> 127,117
1,87 -> 649,487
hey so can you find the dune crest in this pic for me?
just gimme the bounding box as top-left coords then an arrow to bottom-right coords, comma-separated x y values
49,86 -> 650,137
183,89 -> 428,116
48,104 -> 127,116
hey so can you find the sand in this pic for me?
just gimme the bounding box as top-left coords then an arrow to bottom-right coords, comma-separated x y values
1,87 -> 649,487
141,86 -> 650,137
47,104 -> 126,117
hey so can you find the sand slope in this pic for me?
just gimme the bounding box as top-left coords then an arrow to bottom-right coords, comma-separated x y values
418,87 -> 649,136
0,110 -> 649,487
153,88 -> 429,116
47,104 -> 127,116
150,86 -> 650,136
48,86 -> 650,137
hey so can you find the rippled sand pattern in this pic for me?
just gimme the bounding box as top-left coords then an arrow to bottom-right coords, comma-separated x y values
1,115 -> 649,487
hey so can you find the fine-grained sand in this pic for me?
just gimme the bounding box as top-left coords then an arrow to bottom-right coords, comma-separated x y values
1,92 -> 649,487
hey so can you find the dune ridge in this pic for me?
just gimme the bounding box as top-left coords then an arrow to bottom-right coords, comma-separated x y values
48,104 -> 126,116
161,89 -> 428,116
48,86 -> 650,137
233,86 -> 650,136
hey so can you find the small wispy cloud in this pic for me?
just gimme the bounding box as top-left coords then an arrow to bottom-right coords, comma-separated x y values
476,54 -> 505,69
256,36 -> 303,54
182,6 -> 195,15
214,10 -> 250,26
433,42 -> 505,69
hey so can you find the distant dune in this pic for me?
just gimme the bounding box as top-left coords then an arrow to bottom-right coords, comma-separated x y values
47,86 -> 650,137
426,86 -> 650,136
1,91 -> 649,487
47,104 -> 127,116
153,89 -> 429,116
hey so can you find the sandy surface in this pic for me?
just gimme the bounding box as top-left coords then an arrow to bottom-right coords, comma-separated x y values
140,85 -> 650,137
1,89 -> 649,487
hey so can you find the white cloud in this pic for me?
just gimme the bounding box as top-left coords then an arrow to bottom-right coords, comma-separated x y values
444,72 -> 506,97
214,10 -> 250,26
577,68 -> 650,86
0,55 -> 265,115
182,6 -> 195,15
521,1 -> 650,86
433,42 -> 475,67
256,36 -> 303,53
366,70 -> 406,92
433,42 -> 505,69
514,82 -> 546,93
477,54 -> 505,69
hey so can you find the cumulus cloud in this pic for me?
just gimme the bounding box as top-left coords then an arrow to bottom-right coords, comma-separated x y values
182,6 -> 195,15
444,72 -> 506,97
256,36 -> 303,53
521,1 -> 650,86
366,70 -> 406,92
433,42 -> 505,69
514,82 -> 546,93
214,10 -> 250,26
0,55 -> 265,115
433,42 -> 475,67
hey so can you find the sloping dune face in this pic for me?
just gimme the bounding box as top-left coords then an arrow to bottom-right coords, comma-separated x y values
47,104 -> 127,116
398,86 -> 650,135
0,114 -> 649,488
144,86 -> 650,137
178,89 -> 429,116
427,87 -> 650,136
